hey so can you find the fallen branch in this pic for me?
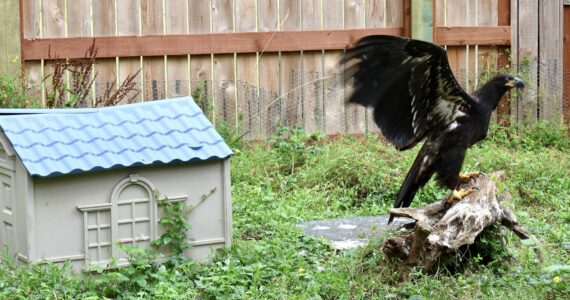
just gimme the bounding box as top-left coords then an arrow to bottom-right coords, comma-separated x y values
383,171 -> 529,272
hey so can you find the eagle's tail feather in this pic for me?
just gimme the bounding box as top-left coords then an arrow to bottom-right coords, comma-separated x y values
388,168 -> 419,224
388,147 -> 431,225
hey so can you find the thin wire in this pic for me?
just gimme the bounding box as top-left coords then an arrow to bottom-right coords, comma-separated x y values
245,75 -> 332,122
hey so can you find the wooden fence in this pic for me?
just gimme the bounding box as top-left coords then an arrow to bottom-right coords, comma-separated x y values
5,0 -> 566,138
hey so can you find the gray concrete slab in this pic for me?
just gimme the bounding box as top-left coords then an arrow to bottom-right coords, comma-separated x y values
297,215 -> 413,250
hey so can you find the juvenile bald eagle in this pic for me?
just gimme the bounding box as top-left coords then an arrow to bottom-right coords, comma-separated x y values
341,35 -> 524,224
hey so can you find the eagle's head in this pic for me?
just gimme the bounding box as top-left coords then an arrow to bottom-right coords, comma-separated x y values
491,74 -> 525,89
474,74 -> 525,110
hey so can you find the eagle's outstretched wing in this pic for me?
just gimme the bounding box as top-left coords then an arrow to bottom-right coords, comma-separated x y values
342,35 -> 474,150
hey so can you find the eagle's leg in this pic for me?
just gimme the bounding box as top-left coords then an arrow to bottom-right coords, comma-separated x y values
458,172 -> 481,184
447,188 -> 474,204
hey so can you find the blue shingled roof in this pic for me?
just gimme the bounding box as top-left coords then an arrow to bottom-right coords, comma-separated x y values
0,97 -> 233,177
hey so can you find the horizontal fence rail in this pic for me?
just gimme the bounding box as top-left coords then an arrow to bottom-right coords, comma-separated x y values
21,26 -> 513,60
434,26 -> 511,46
22,28 -> 404,60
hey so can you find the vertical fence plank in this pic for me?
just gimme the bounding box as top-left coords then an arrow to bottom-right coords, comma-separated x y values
42,0 -> 65,38
435,0 -> 445,27
280,0 -> 303,131
512,0 -> 538,124
165,0 -> 190,99
141,0 -> 165,101
117,0 -> 142,103
117,0 -> 139,35
366,0 -> 385,29
22,0 -> 43,102
323,0 -> 344,135
92,1 -> 114,38
386,0 -> 404,27
92,0 -> 118,105
67,0 -> 90,37
344,0 -> 367,134
1,0 -> 22,75
301,0 -> 324,134
22,0 -> 41,40
211,0 -> 236,127
235,0 -> 259,138
258,0 -> 281,136
478,0 -> 498,26
538,0 -> 563,122
189,0 -> 213,119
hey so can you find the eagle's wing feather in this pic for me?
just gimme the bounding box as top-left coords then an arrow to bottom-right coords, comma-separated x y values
342,35 -> 474,150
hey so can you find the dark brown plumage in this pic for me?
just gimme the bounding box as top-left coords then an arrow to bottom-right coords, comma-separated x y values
341,35 -> 524,223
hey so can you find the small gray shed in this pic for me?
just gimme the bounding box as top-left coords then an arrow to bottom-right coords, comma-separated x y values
0,97 -> 232,270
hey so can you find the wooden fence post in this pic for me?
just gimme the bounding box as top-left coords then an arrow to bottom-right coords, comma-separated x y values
564,3 -> 570,130
497,0 -> 512,124
411,0 -> 433,42
403,0 -> 412,38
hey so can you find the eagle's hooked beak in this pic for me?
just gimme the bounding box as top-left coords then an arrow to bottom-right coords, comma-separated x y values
506,77 -> 525,88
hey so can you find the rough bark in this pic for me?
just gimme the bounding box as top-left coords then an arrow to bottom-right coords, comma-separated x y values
383,171 -> 530,272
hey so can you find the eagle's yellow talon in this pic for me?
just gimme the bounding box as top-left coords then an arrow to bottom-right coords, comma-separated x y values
458,172 -> 481,183
447,188 -> 474,204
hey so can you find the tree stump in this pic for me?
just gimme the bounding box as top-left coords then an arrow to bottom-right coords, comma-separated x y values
383,171 -> 530,272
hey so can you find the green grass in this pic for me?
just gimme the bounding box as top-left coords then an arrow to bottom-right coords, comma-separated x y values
1,124 -> 569,299
0,74 -> 38,108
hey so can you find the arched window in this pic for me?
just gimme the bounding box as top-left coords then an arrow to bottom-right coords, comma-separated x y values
78,174 -> 157,266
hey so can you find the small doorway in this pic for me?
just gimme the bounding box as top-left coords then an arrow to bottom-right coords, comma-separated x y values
0,153 -> 15,255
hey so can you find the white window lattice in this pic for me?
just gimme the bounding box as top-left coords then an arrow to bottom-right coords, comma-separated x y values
86,210 -> 112,263
77,174 -> 157,266
117,198 -> 152,248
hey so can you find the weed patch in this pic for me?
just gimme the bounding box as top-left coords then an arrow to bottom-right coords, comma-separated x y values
0,75 -> 38,108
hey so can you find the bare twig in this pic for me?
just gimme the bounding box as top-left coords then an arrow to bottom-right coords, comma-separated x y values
44,39 -> 140,108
